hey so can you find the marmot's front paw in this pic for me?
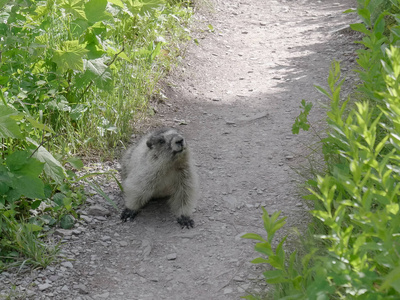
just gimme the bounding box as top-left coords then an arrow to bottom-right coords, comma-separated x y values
121,208 -> 138,222
177,215 -> 194,228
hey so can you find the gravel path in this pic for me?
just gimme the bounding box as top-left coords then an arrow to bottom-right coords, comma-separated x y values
0,0 -> 360,299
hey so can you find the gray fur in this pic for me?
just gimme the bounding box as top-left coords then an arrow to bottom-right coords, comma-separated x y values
120,128 -> 199,228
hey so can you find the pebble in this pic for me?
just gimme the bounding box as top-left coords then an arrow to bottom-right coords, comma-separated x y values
54,229 -> 73,237
224,287 -> 233,294
80,215 -> 93,223
61,261 -> 74,269
95,292 -> 110,298
73,284 -> 89,294
101,235 -> 112,242
87,205 -> 111,216
166,253 -> 177,260
120,241 -> 128,247
38,283 -> 52,291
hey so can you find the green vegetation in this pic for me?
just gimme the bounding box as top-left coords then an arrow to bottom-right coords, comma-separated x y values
243,0 -> 400,298
0,0 -> 193,270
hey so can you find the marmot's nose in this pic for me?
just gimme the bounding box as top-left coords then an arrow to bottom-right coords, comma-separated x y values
175,138 -> 184,146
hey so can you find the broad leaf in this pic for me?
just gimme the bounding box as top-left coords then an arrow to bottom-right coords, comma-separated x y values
60,214 -> 75,229
53,40 -> 89,72
60,0 -> 87,20
0,106 -> 23,139
11,174 -> 45,199
85,0 -> 111,24
28,138 -> 66,184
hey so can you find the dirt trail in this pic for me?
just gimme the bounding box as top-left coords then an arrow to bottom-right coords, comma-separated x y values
0,0 -> 360,299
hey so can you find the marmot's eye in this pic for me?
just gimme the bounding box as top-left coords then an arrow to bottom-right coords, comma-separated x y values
159,139 -> 165,144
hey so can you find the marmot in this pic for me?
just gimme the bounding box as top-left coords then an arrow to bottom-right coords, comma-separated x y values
120,127 -> 199,228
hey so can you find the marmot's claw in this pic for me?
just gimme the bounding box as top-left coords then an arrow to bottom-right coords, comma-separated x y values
121,208 -> 138,222
177,215 -> 194,229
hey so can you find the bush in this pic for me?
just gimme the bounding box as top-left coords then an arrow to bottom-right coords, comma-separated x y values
0,0 -> 193,270
243,0 -> 400,298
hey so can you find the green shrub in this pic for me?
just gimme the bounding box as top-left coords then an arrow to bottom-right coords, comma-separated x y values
243,0 -> 400,298
0,0 -> 193,270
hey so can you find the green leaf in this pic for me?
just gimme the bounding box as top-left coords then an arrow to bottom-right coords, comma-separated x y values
357,8 -> 371,26
11,174 -> 45,199
254,242 -> 274,256
241,233 -> 265,241
31,200 -> 42,210
53,40 -> 89,73
0,106 -> 24,139
53,193 -> 65,207
60,214 -> 75,229
66,157 -> 84,170
263,270 -> 288,284
380,264 -> 400,293
60,0 -> 87,20
108,0 -> 124,7
28,138 -> 65,184
314,85 -> 331,99
26,117 -> 54,133
350,22 -> 371,36
251,257 -> 270,264
6,151 -> 45,199
85,0 -> 111,24
127,0 -> 166,15
24,223 -> 43,232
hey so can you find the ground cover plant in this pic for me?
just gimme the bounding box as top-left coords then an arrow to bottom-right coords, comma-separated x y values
0,0 -> 193,270
243,0 -> 400,298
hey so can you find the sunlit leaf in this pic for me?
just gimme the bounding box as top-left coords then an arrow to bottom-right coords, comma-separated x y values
53,40 -> 89,72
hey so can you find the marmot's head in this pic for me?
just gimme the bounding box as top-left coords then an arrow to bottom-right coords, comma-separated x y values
146,128 -> 187,158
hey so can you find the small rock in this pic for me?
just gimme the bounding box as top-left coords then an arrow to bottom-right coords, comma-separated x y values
72,229 -> 82,235
226,120 -> 236,125
102,235 -> 111,242
61,261 -> 73,269
224,287 -> 233,294
61,285 -> 69,291
120,241 -> 128,247
80,215 -> 93,223
38,283 -> 52,291
74,284 -> 89,294
53,229 -> 73,237
295,202 -> 303,207
95,292 -> 110,299
260,22 -> 267,26
285,155 -> 294,160
233,276 -> 245,282
167,253 -> 177,260
48,275 -> 59,282
87,205 -> 111,217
